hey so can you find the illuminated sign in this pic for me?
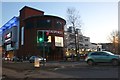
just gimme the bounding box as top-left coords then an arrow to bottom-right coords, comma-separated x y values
5,38 -> 11,42
5,32 -> 12,42
55,36 -> 63,47
48,36 -> 51,42
5,32 -> 11,39
6,44 -> 13,51
1,16 -> 18,33
38,30 -> 63,34
49,30 -> 62,34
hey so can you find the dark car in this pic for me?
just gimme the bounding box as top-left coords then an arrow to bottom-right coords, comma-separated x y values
11,56 -> 23,62
29,56 -> 46,63
85,51 -> 120,66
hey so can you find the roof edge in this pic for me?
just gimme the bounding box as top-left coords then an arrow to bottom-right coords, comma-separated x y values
24,15 -> 66,23
20,6 -> 44,13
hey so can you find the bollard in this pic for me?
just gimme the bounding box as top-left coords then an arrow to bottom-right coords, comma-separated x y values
34,58 -> 40,68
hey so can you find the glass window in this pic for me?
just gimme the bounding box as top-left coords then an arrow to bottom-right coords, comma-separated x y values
85,39 -> 88,41
85,44 -> 88,46
80,44 -> 83,46
21,27 -> 24,45
104,51 -> 114,55
100,52 -> 109,56
91,52 -> 100,56
55,20 -> 62,29
37,19 -> 52,28
25,21 -> 34,28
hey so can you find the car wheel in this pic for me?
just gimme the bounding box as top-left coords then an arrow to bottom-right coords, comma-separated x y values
87,60 -> 94,66
111,59 -> 118,66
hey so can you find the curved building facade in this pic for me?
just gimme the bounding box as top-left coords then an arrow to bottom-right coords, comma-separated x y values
1,6 -> 66,61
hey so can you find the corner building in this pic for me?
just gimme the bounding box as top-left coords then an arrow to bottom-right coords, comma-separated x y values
2,6 -> 66,61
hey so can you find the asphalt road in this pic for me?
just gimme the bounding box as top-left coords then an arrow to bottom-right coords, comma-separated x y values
49,65 -> 119,78
2,61 -> 120,79
44,61 -> 120,78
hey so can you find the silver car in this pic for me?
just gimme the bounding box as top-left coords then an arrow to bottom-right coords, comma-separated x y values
29,56 -> 46,63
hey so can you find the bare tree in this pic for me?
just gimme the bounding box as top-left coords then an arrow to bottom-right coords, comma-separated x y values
108,30 -> 119,54
108,30 -> 118,43
118,31 -> 120,54
66,7 -> 82,61
66,7 -> 81,28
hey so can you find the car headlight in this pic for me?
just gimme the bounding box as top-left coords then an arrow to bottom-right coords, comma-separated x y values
39,58 -> 42,60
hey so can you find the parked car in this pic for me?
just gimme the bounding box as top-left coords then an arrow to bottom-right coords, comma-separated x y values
11,56 -> 23,62
29,56 -> 46,63
80,54 -> 88,59
2,57 -> 11,61
85,51 -> 120,66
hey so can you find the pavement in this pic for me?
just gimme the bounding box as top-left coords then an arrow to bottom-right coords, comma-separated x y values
2,67 -> 73,79
2,61 -> 86,79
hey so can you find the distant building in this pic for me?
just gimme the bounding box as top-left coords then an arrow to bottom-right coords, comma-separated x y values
89,43 -> 98,51
99,43 -> 114,52
64,27 -> 97,56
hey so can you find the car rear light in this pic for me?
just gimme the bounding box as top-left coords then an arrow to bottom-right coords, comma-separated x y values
85,54 -> 88,59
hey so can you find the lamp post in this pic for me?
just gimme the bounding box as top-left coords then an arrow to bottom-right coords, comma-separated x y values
113,36 -> 116,53
73,27 -> 79,61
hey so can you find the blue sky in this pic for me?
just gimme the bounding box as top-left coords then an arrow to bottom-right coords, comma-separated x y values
1,1 -> 118,43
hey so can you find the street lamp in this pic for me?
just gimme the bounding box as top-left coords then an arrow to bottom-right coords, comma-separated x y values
113,36 -> 116,53
73,27 -> 79,61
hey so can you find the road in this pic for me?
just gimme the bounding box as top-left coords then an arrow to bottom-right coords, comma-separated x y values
48,64 -> 119,78
45,61 -> 119,78
2,61 -> 120,79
